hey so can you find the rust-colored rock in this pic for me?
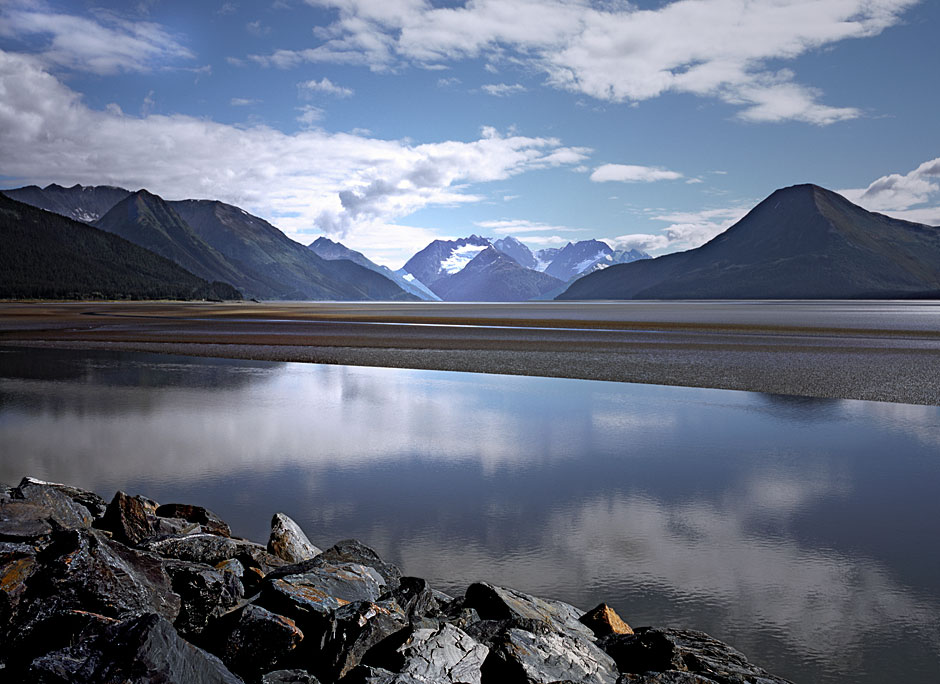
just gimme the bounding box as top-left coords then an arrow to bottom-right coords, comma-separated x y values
579,602 -> 634,637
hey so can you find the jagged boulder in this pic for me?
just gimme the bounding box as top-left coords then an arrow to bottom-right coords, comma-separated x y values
219,604 -> 304,678
580,603 -> 634,637
369,622 -> 489,684
316,599 -> 408,681
464,582 -> 595,642
268,512 -> 321,564
162,559 -> 244,636
28,612 -> 242,683
156,503 -> 232,538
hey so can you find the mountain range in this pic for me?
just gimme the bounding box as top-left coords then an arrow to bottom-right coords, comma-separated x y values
0,193 -> 240,301
560,184 -> 940,299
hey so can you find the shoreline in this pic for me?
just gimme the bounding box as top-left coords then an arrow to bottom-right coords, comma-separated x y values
2,301 -> 939,405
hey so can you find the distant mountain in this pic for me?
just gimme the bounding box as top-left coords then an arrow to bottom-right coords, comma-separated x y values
4,184 -> 416,301
492,236 -> 538,269
309,236 -> 440,301
534,247 -> 561,271
2,183 -> 131,223
559,184 -> 940,300
430,246 -> 563,301
0,194 -> 240,300
543,239 -> 649,281
402,235 -> 492,288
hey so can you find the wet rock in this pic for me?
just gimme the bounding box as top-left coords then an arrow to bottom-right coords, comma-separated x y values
0,500 -> 54,540
482,623 -> 619,684
261,670 -> 322,684
0,545 -> 38,627
374,622 -> 489,684
142,532 -> 268,566
464,582 -> 595,642
28,612 -> 242,683
261,561 -> 387,627
599,628 -> 792,684
163,559 -> 243,636
101,491 -> 157,545
315,539 -> 401,591
157,503 -> 232,538
344,667 -> 424,684
391,576 -> 443,621
618,673 -> 718,683
17,477 -> 107,521
580,603 -> 634,637
317,599 -> 408,681
268,512 -> 321,564
219,604 -> 304,678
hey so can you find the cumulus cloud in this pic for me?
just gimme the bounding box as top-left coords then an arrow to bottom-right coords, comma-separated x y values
481,82 -> 526,97
252,0 -> 923,124
298,76 -> 354,97
591,164 -> 683,183
475,218 -> 585,235
0,49 -> 590,267
0,0 -> 193,74
840,158 -> 940,224
605,204 -> 751,254
230,97 -> 259,106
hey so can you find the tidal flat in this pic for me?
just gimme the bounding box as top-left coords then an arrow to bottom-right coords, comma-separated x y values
2,299 -> 939,404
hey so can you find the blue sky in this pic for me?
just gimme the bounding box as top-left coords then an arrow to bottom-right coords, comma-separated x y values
1,0 -> 938,268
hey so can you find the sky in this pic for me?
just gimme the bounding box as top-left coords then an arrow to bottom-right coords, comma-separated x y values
1,0 -> 938,269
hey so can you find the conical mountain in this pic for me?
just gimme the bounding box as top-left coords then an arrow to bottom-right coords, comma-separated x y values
95,190 -> 246,291
431,246 -> 563,301
559,184 -> 940,299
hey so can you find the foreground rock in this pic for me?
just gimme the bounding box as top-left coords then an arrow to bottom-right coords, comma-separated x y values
0,477 -> 793,684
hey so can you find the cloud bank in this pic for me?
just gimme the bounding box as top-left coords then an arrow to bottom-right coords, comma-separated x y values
246,0 -> 922,124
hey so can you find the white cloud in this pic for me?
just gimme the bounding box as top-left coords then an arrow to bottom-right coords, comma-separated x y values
590,164 -> 683,183
259,0 -> 923,124
0,1 -> 194,74
475,219 -> 585,234
606,203 -> 751,254
298,76 -> 354,98
0,49 -> 590,268
295,104 -> 324,125
481,82 -> 526,97
840,158 -> 940,223
230,97 -> 260,106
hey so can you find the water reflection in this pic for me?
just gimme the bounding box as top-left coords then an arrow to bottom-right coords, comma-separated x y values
1,346 -> 939,684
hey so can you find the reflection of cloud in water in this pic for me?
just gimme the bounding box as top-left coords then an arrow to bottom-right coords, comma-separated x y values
361,468 -> 938,677
845,400 -> 940,451
1,360 -> 674,491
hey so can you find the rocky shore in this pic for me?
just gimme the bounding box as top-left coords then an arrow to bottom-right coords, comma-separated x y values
1,477 -> 792,684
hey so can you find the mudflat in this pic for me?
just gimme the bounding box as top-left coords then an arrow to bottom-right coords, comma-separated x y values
2,300 -> 939,405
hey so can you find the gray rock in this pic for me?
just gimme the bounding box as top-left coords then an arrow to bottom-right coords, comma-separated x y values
0,544 -> 38,627
156,503 -> 232,538
163,559 -> 243,636
315,539 -> 401,591
220,604 -> 304,678
261,670 -> 322,683
318,599 -> 408,681
268,512 -> 321,564
16,477 -> 108,520
345,666 -> 425,684
387,623 -> 489,684
262,561 -> 387,624
141,532 -> 278,571
600,628 -> 793,684
464,582 -> 595,642
484,624 -> 619,684
0,500 -> 54,540
5,479 -> 95,533
28,612 -> 242,683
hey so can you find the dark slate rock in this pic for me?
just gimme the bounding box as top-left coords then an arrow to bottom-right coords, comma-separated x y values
391,576 -> 443,621
0,544 -> 38,628
599,628 -> 793,684
101,491 -> 157,546
482,623 -> 619,684
580,603 -> 634,638
315,539 -> 401,591
618,673 -> 717,683
141,532 -> 275,569
157,502 -> 232,538
220,604 -> 304,679
16,477 -> 108,521
464,582 -> 595,642
0,500 -> 54,540
268,512 -> 321,564
317,599 -> 408,681
1,608 -> 122,674
344,666 -> 424,684
375,622 -> 489,684
163,558 -> 243,636
261,670 -> 322,684
28,612 -> 242,683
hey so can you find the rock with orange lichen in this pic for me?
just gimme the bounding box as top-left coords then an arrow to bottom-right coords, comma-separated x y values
579,602 -> 634,637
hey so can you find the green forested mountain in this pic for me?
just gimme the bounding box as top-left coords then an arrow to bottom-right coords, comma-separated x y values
0,194 -> 241,300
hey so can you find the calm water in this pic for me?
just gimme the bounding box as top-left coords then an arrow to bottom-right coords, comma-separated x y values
1,346 -> 939,683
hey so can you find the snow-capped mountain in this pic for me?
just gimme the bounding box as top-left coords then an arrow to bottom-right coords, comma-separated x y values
430,246 -> 563,301
543,240 -> 650,281
401,235 -> 492,287
491,236 -> 538,269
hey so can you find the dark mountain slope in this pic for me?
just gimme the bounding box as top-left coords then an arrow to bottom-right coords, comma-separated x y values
431,246 -> 563,301
2,183 -> 130,223
308,236 -> 433,300
0,194 -> 240,300
560,184 -> 940,300
172,200 -> 414,301
402,235 -> 491,287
